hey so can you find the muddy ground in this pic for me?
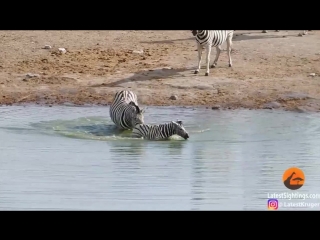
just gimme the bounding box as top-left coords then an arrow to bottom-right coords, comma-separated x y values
0,30 -> 319,112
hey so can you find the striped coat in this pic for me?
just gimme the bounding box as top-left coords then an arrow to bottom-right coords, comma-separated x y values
132,120 -> 189,140
192,30 -> 234,76
109,90 -> 145,130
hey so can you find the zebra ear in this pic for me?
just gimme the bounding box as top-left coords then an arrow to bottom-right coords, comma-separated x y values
129,101 -> 140,113
129,101 -> 136,106
135,105 -> 141,114
176,120 -> 183,125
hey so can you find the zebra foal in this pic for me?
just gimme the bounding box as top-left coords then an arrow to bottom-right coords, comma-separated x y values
109,90 -> 145,130
132,120 -> 189,140
191,30 -> 234,76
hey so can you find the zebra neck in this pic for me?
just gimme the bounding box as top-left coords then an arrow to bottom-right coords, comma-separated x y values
196,31 -> 210,45
197,30 -> 208,38
120,109 -> 131,129
162,123 -> 175,136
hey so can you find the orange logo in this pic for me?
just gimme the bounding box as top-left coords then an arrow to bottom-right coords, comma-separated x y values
282,167 -> 305,190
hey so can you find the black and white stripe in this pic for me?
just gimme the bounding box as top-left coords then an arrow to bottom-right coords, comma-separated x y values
109,90 -> 145,130
191,30 -> 234,76
132,120 -> 189,140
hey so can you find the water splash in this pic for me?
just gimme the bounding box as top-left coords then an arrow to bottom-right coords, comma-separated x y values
30,116 -> 193,141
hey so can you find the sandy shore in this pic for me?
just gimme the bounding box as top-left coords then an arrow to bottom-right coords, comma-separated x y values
0,30 -> 319,112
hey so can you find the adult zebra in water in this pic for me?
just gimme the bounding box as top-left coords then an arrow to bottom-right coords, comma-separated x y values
132,120 -> 189,140
109,90 -> 145,130
191,30 -> 234,76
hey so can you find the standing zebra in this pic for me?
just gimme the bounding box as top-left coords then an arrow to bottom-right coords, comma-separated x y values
192,30 -> 234,76
132,120 -> 189,140
109,90 -> 145,130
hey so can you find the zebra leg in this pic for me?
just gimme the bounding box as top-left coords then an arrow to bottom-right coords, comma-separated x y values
211,45 -> 221,69
205,45 -> 211,76
226,33 -> 233,67
194,43 -> 202,74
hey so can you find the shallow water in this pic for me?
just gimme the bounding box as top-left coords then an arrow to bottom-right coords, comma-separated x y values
0,105 -> 320,210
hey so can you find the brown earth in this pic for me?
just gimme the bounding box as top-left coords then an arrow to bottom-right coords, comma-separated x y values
0,30 -> 320,112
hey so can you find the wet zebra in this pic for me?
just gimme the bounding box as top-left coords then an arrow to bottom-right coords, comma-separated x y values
191,30 -> 234,76
132,120 -> 189,140
109,90 -> 145,130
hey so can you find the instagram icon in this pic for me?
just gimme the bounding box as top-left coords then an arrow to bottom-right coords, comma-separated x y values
267,199 -> 278,210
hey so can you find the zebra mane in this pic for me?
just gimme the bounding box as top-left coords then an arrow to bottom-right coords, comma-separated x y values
172,120 -> 183,126
129,101 -> 141,114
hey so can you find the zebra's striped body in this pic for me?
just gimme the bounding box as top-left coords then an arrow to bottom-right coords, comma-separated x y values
132,120 -> 189,140
192,30 -> 234,76
109,90 -> 145,130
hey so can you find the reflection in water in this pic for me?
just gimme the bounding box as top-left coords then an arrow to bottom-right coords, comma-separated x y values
165,140 -> 185,157
109,140 -> 147,158
0,106 -> 320,210
191,153 -> 205,210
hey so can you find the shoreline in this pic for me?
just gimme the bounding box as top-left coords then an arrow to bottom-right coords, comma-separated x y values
1,98 -> 318,114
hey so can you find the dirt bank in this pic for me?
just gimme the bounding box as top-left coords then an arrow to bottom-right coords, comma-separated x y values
0,30 -> 320,112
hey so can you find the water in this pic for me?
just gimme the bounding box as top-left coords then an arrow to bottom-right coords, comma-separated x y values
0,105 -> 320,210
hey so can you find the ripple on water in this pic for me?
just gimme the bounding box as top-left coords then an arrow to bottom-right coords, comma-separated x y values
30,116 -> 190,141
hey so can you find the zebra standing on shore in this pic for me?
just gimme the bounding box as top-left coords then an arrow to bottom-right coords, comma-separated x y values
132,120 -> 189,140
192,30 -> 234,76
109,90 -> 145,130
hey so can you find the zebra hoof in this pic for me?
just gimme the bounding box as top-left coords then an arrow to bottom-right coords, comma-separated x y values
205,73 -> 209,76
228,64 -> 232,67
194,70 -> 199,74
210,65 -> 216,68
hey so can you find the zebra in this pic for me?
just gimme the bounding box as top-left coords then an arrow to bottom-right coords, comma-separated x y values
109,90 -> 145,130
191,30 -> 234,76
132,120 -> 189,140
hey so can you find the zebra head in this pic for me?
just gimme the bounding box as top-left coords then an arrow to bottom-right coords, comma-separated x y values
129,101 -> 145,126
191,30 -> 198,36
191,30 -> 205,36
172,120 -> 189,140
